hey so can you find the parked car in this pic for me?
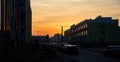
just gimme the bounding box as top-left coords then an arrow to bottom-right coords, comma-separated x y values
60,43 -> 79,56
103,45 -> 120,56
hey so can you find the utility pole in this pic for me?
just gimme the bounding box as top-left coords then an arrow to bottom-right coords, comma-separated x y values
61,26 -> 63,44
37,30 -> 39,36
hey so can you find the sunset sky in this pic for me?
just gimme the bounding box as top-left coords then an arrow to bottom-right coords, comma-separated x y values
31,0 -> 120,37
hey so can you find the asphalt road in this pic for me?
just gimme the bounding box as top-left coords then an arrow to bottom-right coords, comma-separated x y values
1,47 -> 119,62
49,49 -> 120,62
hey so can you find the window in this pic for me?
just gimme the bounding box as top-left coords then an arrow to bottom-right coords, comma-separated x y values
85,30 -> 87,35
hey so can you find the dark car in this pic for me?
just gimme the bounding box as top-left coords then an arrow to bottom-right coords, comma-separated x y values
60,43 -> 79,56
103,45 -> 120,56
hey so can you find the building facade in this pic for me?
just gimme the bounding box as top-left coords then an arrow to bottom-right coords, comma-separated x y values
32,35 -> 49,44
119,27 -> 120,42
0,0 -> 12,49
0,0 -> 32,49
65,16 -> 119,46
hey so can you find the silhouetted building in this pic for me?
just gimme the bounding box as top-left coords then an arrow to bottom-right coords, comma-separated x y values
0,0 -> 32,49
0,0 -> 1,35
65,16 -> 119,46
50,34 -> 62,43
0,0 -> 12,49
32,35 -> 49,44
0,0 -> 1,47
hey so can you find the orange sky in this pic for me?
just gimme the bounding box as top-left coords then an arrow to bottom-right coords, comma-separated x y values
31,0 -> 120,37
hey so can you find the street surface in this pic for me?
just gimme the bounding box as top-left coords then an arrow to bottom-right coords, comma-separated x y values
49,49 -> 120,62
1,47 -> 120,62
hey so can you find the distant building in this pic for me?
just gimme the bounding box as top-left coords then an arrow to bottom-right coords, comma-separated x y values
32,35 -> 49,43
65,16 -> 119,45
0,0 -> 32,48
50,34 -> 62,43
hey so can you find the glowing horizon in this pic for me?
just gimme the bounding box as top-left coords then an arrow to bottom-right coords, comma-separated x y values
31,0 -> 120,37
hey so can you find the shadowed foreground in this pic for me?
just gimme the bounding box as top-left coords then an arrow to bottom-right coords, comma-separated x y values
0,45 -> 60,62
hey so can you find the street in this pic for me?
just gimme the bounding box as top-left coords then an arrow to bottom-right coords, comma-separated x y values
49,49 -> 120,62
1,47 -> 120,62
